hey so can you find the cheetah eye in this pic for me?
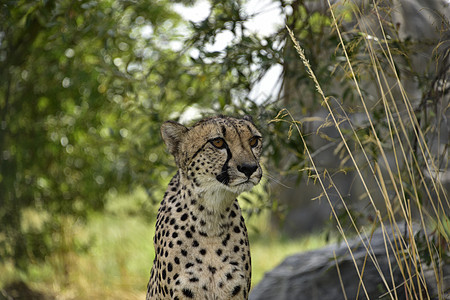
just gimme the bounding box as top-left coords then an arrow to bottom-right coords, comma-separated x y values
249,136 -> 260,148
210,138 -> 226,149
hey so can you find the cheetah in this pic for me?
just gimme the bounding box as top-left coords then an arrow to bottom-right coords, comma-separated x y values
146,115 -> 263,299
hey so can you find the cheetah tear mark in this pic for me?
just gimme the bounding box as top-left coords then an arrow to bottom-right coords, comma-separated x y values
216,145 -> 232,185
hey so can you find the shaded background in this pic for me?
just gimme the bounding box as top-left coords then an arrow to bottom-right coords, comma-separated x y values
0,0 -> 448,298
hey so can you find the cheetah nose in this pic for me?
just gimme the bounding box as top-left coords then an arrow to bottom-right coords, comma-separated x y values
237,163 -> 258,178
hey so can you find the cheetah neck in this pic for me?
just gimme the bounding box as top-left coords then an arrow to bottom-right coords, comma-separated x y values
201,187 -> 238,211
196,188 -> 240,237
179,173 -> 242,237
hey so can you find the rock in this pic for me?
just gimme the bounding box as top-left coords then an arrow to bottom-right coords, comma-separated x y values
250,225 -> 449,300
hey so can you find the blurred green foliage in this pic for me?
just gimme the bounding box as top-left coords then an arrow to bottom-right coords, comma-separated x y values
0,0 -> 182,268
0,0 -> 288,271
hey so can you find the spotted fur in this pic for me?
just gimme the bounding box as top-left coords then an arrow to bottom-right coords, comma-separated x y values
146,116 -> 263,299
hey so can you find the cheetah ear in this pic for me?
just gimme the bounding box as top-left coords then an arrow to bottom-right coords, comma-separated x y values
243,115 -> 254,123
161,121 -> 189,161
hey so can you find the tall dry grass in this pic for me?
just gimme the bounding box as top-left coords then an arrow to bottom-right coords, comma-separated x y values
276,1 -> 449,299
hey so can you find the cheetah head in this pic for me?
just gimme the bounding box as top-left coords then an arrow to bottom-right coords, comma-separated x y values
161,115 -> 263,196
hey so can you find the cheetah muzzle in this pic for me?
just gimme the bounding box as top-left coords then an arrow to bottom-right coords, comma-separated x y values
146,115 -> 263,299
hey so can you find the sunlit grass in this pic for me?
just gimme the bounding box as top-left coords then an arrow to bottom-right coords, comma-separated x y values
0,190 -> 327,299
250,232 -> 328,287
0,213 -> 153,299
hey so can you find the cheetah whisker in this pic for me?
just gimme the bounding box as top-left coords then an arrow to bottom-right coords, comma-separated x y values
263,172 -> 294,189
